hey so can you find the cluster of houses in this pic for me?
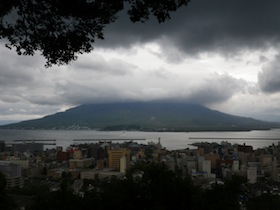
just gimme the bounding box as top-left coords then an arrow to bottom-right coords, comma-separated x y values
1,138 -> 280,192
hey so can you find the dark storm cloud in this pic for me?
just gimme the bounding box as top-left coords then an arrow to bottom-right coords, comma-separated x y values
98,0 -> 280,59
258,55 -> 280,93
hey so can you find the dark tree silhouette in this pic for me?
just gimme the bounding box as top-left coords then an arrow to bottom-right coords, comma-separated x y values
0,0 -> 190,67
246,194 -> 280,210
124,160 -> 200,210
201,175 -> 247,210
0,172 -> 16,210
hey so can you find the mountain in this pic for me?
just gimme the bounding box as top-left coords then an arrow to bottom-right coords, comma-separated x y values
1,102 -> 279,131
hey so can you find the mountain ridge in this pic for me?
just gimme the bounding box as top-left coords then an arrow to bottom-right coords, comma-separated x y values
1,102 -> 279,131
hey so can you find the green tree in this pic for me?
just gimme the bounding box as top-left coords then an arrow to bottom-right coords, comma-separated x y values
0,0 -> 190,67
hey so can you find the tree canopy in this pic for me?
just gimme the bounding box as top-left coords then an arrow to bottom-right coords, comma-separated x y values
0,0 -> 190,67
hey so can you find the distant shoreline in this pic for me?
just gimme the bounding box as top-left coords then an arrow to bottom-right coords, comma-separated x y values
0,127 -> 275,132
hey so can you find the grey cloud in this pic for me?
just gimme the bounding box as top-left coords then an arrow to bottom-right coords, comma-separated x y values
258,55 -> 280,92
97,0 -> 280,61
53,69 -> 247,107
0,53 -> 34,88
182,74 -> 246,104
149,68 -> 176,80
0,105 -> 17,116
259,55 -> 269,63
0,95 -> 22,103
0,101 -> 60,119
27,95 -> 64,106
71,54 -> 136,76
0,45 -> 48,92
53,80 -> 115,104
60,88 -> 123,105
255,109 -> 280,122
0,70 -> 33,88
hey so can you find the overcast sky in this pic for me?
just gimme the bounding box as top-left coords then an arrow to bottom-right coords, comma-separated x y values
1,0 -> 280,124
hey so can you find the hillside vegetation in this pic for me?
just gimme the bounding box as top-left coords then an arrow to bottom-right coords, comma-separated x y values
1,102 -> 278,131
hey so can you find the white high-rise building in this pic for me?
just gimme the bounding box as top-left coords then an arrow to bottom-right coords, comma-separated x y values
202,160 -> 211,176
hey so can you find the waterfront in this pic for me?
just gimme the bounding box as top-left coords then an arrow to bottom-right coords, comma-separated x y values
2,128 -> 280,209
1,129 -> 280,150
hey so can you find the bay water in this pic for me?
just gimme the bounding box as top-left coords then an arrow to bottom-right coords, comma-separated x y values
1,129 -> 280,151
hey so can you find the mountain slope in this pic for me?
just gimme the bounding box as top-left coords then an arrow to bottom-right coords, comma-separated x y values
1,102 -> 278,131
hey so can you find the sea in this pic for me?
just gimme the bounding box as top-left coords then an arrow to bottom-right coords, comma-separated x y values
0,129 -> 280,151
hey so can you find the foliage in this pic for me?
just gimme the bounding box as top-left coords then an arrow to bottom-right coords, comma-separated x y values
246,194 -> 280,210
124,160 -> 200,209
0,171 -> 6,191
0,0 -> 190,67
31,190 -> 84,210
0,172 -> 16,210
201,175 -> 247,210
80,160 -> 201,209
6,182 -> 49,196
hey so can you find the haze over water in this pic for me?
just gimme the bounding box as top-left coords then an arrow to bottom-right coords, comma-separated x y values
1,129 -> 280,151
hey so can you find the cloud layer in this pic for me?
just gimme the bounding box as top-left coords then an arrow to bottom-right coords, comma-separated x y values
259,55 -> 280,93
1,0 -> 280,123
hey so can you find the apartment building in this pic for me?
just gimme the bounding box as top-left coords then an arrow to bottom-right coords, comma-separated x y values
107,148 -> 130,171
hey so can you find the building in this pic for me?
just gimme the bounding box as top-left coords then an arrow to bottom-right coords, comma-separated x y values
120,156 -> 129,173
202,160 -> 211,176
12,142 -> 44,154
0,161 -> 23,188
0,140 -> 5,152
87,146 -> 107,160
261,154 -> 272,167
73,149 -> 83,159
80,169 -> 99,179
205,153 -> 219,170
238,144 -> 253,153
247,166 -> 257,184
197,156 -> 205,172
232,160 -> 239,172
47,168 -> 65,179
9,159 -> 29,169
57,151 -> 70,163
186,159 -> 197,175
96,159 -> 105,170
80,168 -> 124,179
107,148 -> 131,171
69,158 -> 94,169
